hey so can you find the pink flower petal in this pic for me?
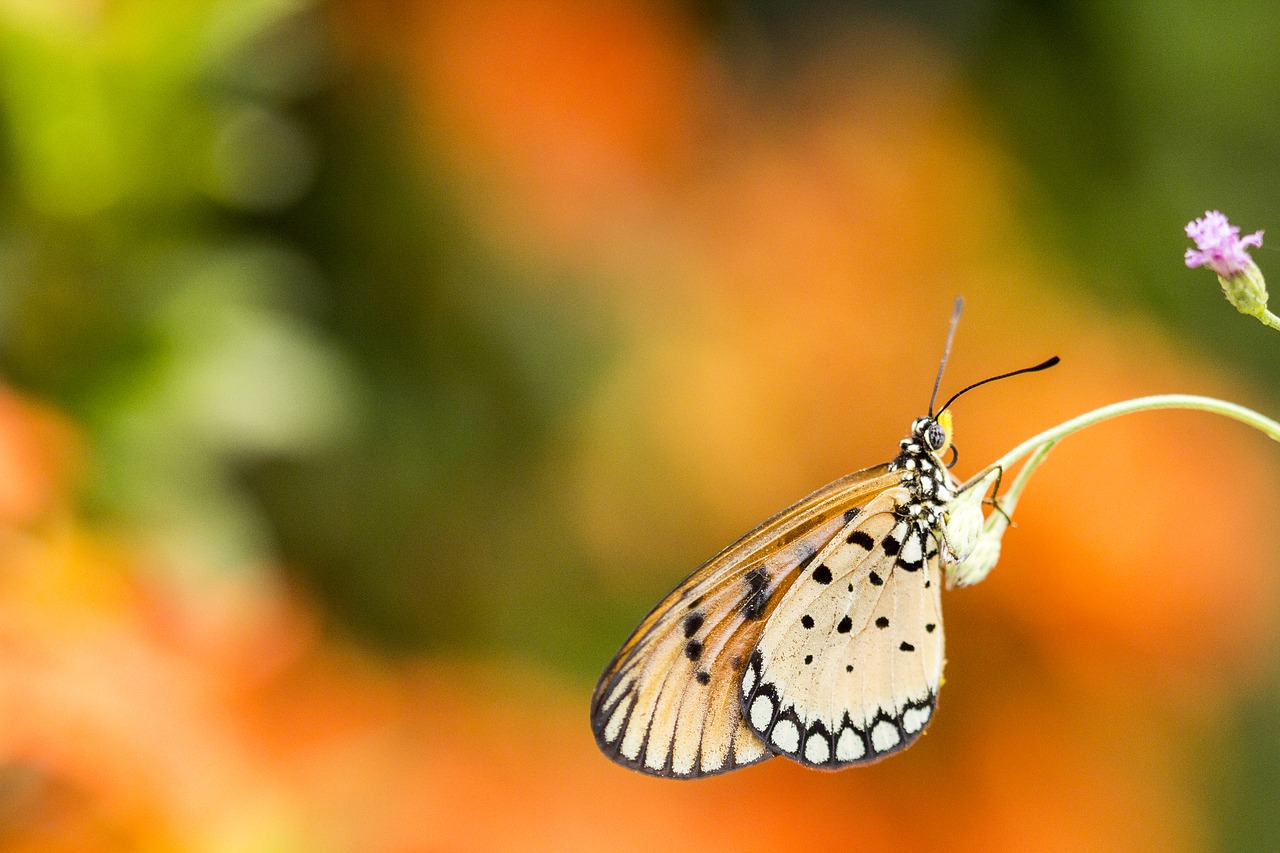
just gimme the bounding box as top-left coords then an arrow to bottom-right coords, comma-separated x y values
1184,211 -> 1262,277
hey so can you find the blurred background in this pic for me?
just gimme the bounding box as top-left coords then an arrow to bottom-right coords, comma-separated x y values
0,0 -> 1279,850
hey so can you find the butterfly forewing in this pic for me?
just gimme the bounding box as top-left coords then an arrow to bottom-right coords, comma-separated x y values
591,465 -> 901,778
740,487 -> 945,768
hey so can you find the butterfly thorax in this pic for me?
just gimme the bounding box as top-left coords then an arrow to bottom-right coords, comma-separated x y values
888,417 -> 955,534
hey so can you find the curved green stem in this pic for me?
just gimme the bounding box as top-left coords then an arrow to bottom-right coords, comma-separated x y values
967,394 -> 1280,494
996,439 -> 1057,516
1259,309 -> 1280,332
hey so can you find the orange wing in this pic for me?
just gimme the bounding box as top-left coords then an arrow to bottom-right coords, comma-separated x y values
590,464 -> 902,778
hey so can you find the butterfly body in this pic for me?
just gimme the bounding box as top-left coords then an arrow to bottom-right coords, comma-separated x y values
591,415 -> 959,778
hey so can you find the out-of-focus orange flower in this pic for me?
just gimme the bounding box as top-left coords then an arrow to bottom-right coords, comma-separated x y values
383,0 -> 700,254
0,388 -> 77,527
977,319 -> 1280,704
0,525 -> 317,849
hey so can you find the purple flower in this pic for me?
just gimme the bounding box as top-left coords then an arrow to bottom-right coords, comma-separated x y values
1185,211 -> 1263,278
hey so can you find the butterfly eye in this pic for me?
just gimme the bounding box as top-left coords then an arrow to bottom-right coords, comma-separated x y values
925,422 -> 947,451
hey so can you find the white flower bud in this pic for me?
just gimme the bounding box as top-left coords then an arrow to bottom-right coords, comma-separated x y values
941,469 -> 1005,589
946,525 -> 1004,589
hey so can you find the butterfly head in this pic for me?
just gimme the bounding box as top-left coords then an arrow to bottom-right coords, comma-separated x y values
908,410 -> 953,460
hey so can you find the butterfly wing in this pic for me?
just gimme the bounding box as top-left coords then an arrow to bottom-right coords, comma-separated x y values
741,486 -> 945,768
591,464 -> 902,778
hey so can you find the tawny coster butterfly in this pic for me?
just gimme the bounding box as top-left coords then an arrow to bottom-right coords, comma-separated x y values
590,299 -> 1057,777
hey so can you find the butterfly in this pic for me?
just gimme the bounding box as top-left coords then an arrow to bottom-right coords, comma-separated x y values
590,300 -> 1057,777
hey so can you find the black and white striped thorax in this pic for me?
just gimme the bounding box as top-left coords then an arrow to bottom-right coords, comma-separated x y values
888,416 -> 955,534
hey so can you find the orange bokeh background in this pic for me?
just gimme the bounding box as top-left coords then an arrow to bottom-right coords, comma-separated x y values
2,0 -> 1279,850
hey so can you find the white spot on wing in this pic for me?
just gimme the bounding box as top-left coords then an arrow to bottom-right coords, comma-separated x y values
620,710 -> 645,760
741,664 -> 756,696
900,534 -> 923,564
902,705 -> 931,734
804,732 -> 831,764
602,679 -> 629,713
750,694 -> 773,731
871,719 -> 901,752
604,696 -> 629,742
643,741 -> 666,771
772,718 -> 800,753
671,742 -> 696,776
734,726 -> 767,764
836,727 -> 865,761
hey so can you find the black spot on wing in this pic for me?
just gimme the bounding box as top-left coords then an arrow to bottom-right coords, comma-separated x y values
812,564 -> 833,584
695,670 -> 711,685
875,616 -> 890,629
899,641 -> 915,652
682,612 -> 704,637
801,614 -> 814,629
742,567 -> 771,621
847,530 -> 874,549
836,615 -> 853,634
843,508 -> 860,523
869,571 -> 884,586
926,623 -> 936,633
685,639 -> 703,660
881,535 -> 900,556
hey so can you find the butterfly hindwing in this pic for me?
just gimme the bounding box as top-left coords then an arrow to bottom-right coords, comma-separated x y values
740,486 -> 945,768
591,465 -> 902,778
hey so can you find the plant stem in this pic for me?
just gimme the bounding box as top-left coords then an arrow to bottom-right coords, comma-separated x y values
967,395 -> 1280,494
995,439 -> 1057,515
1258,309 -> 1280,332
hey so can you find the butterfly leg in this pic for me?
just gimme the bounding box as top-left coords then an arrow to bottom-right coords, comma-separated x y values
930,525 -> 955,561
983,465 -> 1012,524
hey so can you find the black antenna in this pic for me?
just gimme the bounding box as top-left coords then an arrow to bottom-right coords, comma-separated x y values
937,356 -> 1060,416
928,296 -> 965,416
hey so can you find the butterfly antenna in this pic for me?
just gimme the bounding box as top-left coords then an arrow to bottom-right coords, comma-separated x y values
938,355 -> 1061,415
928,296 -> 965,416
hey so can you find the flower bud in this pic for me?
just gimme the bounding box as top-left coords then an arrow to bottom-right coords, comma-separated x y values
941,469 -> 1004,588
1184,211 -> 1278,330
